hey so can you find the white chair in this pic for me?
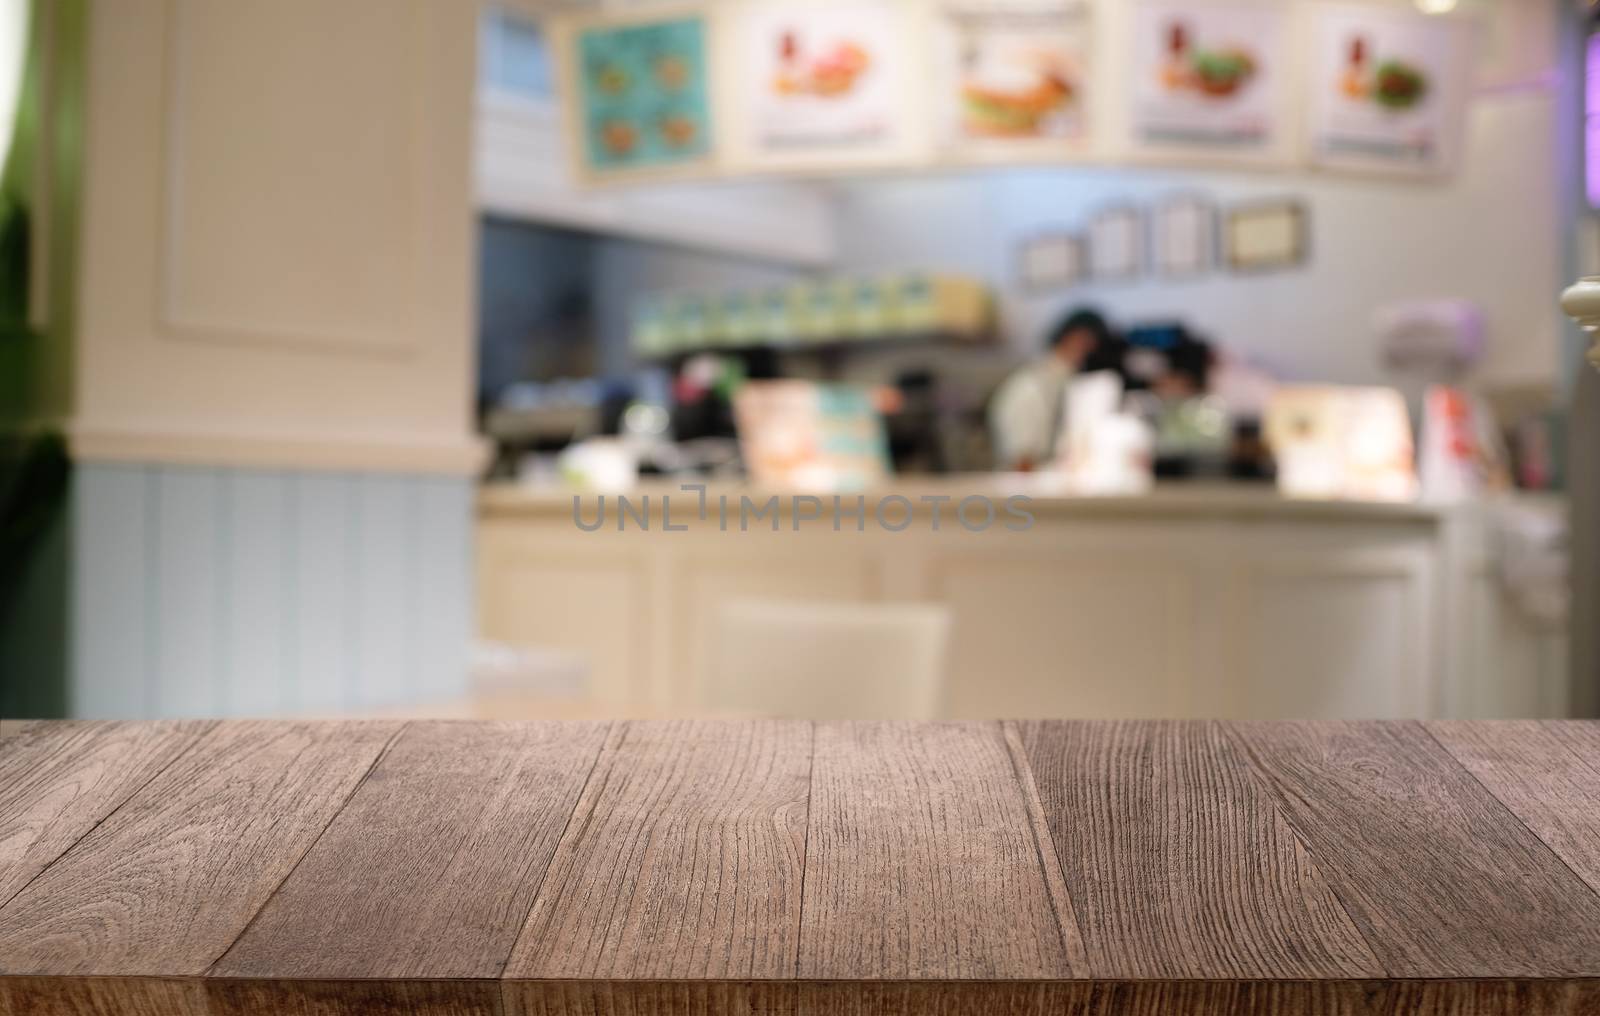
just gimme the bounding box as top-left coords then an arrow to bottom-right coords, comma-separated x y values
708,600 -> 951,720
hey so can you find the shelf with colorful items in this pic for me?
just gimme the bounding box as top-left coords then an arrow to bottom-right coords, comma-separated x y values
629,273 -> 995,362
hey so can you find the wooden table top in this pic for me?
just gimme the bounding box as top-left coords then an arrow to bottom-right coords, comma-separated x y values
2,720 -> 1599,1016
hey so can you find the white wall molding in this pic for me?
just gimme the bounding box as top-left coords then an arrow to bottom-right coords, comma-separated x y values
70,421 -> 488,476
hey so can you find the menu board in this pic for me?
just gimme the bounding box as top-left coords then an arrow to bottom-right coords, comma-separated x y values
1307,3 -> 1471,176
568,12 -> 715,179
726,0 -> 921,171
1128,1 -> 1288,159
933,2 -> 1091,159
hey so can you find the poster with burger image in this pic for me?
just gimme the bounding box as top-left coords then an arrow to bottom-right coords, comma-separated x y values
935,1 -> 1091,160
565,10 -> 715,181
1128,1 -> 1289,161
727,0 -> 923,171
1307,3 -> 1473,176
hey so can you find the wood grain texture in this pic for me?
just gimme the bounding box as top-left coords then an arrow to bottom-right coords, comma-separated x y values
798,721 -> 1077,980
1226,721 -> 1600,978
506,981 -> 799,1016
206,978 -> 502,1016
0,721 -> 400,975
503,720 -> 811,980
4,721 -> 1600,1016
799,981 -> 1046,1016
1428,721 -> 1600,900
1046,981 -> 1373,1016
0,721 -> 213,907
0,977 -> 210,1016
1363,980 -> 1600,1016
1014,720 -> 1382,980
214,721 -> 611,979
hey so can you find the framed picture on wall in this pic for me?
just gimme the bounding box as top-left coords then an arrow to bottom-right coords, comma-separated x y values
1153,194 -> 1215,277
932,0 -> 1093,163
1018,233 -> 1086,293
1306,2 -> 1474,177
1124,0 -> 1295,167
720,0 -> 927,172
1224,199 -> 1308,272
1087,206 -> 1144,282
554,6 -> 718,183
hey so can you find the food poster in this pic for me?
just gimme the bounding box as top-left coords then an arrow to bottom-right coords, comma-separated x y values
573,15 -> 714,177
730,1 -> 917,169
1308,4 -> 1469,175
934,2 -> 1091,156
1129,1 -> 1287,156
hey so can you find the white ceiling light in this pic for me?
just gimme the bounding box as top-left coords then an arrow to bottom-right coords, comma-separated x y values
1415,0 -> 1458,13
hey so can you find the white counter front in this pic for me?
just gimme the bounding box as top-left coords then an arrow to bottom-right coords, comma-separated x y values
478,480 -> 1567,720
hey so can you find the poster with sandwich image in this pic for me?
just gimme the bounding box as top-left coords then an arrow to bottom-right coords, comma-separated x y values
558,8 -> 716,182
933,1 -> 1091,161
1127,0 -> 1290,162
722,0 -> 926,171
1307,3 -> 1474,176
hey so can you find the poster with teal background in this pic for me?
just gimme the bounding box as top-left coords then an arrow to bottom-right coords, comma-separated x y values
577,16 -> 712,174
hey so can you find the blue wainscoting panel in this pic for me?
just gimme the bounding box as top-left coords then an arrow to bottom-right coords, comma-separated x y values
72,464 -> 151,718
417,477 -> 473,705
154,468 -> 223,716
70,462 -> 473,719
227,470 -> 290,717
293,472 -> 356,714
355,473 -> 412,709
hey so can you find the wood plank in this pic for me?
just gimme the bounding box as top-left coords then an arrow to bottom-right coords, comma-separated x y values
799,981 -> 1045,1016
509,981 -> 798,1016
0,721 -> 213,907
0,976 -> 210,1016
1013,720 -> 1382,980
502,720 -> 811,982
206,978 -> 501,1016
1363,980 -> 1600,1016
1226,721 -> 1600,978
797,721 -> 1079,980
1045,980 -> 1372,1016
0,721 -> 400,975
213,720 -> 611,979
1427,721 -> 1600,900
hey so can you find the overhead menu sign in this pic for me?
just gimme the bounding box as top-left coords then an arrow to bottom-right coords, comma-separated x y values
933,1 -> 1093,161
1306,2 -> 1474,177
724,0 -> 924,172
561,9 -> 716,182
1126,0 -> 1291,163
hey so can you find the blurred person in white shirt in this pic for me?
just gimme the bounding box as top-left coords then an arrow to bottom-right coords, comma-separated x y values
988,308 -> 1113,471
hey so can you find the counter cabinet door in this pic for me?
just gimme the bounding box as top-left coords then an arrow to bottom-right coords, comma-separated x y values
1216,539 -> 1438,720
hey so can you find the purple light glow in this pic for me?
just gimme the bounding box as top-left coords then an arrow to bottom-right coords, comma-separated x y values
1587,34 -> 1600,208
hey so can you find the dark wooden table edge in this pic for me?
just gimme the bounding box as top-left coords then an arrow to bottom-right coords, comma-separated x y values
7,975 -> 1600,1014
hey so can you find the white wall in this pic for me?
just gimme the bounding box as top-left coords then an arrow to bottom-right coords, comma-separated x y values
832,53 -> 1562,389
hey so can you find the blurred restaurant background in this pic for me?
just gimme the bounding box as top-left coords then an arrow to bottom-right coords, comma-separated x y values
0,0 -> 1596,722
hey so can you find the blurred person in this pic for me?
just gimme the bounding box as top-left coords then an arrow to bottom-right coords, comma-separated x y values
988,307 -> 1112,471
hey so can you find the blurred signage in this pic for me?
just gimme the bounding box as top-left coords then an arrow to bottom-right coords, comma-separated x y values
1307,2 -> 1475,176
